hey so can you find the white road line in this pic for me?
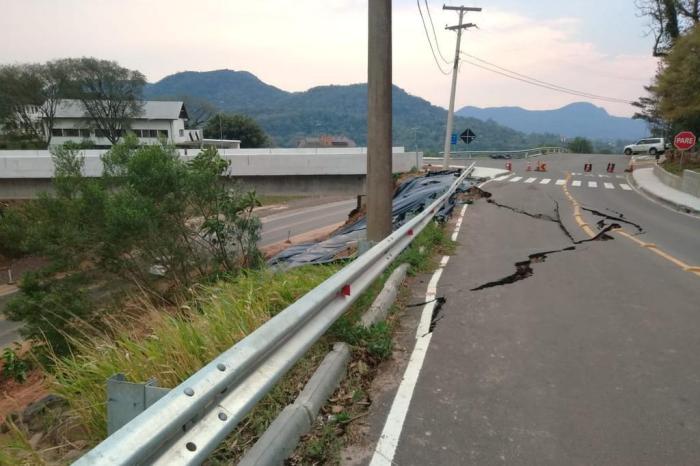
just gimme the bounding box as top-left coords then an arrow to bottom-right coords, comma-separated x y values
509,176 -> 523,182
616,175 -> 624,179
572,180 -> 582,187
604,182 -> 615,189
539,178 -> 551,184
588,181 -> 598,188
598,174 -> 610,178
494,174 -> 512,181
370,195 -> 471,466
524,177 -> 536,183
555,179 -> 566,185
620,183 -> 632,191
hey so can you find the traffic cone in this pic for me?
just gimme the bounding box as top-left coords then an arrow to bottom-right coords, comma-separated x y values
526,161 -> 532,171
610,163 -> 615,173
539,162 -> 547,172
505,161 -> 512,171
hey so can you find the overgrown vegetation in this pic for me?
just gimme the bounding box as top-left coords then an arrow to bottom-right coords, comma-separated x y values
1,346 -> 30,383
567,137 -> 594,154
0,218 -> 454,465
634,4 -> 699,137
1,139 -> 261,358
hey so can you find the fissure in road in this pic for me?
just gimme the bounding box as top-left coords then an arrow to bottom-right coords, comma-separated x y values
471,194 -> 634,291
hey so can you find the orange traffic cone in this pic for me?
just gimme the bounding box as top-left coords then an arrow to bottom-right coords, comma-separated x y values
526,161 -> 532,171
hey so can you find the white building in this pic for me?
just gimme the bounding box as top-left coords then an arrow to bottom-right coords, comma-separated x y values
47,100 -> 240,149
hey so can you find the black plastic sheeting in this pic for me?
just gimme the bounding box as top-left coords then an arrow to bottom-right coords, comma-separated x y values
268,169 -> 473,268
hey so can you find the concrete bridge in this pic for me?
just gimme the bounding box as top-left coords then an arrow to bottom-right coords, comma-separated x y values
0,147 -> 421,199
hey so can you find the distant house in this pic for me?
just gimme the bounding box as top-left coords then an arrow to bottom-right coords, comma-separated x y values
47,100 -> 241,149
297,135 -> 356,148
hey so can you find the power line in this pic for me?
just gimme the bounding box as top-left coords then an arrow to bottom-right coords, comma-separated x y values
417,0 -> 451,75
423,0 -> 451,65
460,53 -> 634,105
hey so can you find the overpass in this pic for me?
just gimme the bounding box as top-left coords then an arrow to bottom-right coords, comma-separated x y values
0,147 -> 421,199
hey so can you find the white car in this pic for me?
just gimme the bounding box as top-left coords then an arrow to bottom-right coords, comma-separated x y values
624,137 -> 666,156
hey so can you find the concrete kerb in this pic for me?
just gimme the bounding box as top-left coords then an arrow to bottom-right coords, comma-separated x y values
628,171 -> 700,217
239,262 -> 411,465
360,263 -> 409,328
239,342 -> 351,466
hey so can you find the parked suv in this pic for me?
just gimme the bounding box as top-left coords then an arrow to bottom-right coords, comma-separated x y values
624,137 -> 666,155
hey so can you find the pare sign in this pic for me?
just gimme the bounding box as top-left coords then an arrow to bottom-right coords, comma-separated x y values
674,131 -> 697,151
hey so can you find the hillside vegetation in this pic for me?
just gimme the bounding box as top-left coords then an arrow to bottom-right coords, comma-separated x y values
145,70 -> 562,151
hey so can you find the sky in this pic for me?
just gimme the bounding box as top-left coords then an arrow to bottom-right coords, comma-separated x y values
0,0 -> 660,117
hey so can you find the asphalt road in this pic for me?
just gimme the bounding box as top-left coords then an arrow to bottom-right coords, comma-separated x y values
370,153 -> 700,465
258,198 -> 356,246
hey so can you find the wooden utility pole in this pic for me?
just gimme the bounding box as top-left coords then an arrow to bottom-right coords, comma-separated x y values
442,5 -> 480,169
367,0 -> 393,242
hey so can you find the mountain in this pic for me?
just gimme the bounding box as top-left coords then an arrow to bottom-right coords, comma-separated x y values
456,102 -> 647,141
145,70 -> 562,150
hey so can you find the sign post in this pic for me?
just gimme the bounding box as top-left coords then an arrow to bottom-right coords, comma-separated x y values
673,131 -> 697,170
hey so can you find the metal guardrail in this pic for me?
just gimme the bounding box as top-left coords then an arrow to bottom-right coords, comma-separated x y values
437,146 -> 569,159
74,164 -> 476,466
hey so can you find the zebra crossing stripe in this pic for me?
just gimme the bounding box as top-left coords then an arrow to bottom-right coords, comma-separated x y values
555,179 -> 566,185
604,182 -> 615,189
572,180 -> 582,187
620,183 -> 632,191
510,176 -> 523,182
588,181 -> 598,188
495,175 -> 511,181
616,175 -> 624,179
540,178 -> 551,184
524,177 -> 536,183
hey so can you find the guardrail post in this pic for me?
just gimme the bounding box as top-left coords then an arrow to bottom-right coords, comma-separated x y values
107,374 -> 170,435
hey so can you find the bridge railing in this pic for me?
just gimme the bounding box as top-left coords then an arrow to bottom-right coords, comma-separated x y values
73,164 -> 475,466
436,146 -> 569,159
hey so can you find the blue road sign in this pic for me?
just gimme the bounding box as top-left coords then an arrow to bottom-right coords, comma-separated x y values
451,133 -> 457,145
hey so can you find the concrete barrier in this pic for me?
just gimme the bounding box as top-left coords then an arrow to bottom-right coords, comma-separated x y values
653,164 -> 700,197
0,148 -> 421,198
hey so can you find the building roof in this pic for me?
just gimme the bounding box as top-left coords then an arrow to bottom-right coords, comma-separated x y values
54,100 -> 188,120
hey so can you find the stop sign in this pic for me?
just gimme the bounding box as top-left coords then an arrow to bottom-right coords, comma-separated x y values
673,131 -> 697,151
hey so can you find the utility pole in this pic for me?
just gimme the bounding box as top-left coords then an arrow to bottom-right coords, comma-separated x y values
442,5 -> 480,169
367,0 -> 393,242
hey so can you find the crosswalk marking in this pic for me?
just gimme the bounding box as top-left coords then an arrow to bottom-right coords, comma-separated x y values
493,175 -> 634,191
494,175 -> 511,181
510,176 -> 523,182
539,178 -> 551,184
604,182 -> 615,189
572,180 -> 582,187
616,175 -> 624,179
620,183 -> 632,191
555,179 -> 566,185
588,181 -> 598,188
524,177 -> 536,183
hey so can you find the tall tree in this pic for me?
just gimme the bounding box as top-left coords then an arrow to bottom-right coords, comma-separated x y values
656,25 -> 700,132
203,113 -> 269,148
637,0 -> 699,55
0,62 -> 71,145
62,58 -> 146,144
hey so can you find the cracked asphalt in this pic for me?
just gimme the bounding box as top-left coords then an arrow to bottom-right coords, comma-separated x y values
367,154 -> 700,465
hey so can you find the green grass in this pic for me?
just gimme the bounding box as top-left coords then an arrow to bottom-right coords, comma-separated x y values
662,157 -> 700,175
1,220 -> 454,464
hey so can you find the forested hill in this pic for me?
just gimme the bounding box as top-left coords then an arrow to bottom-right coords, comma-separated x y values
145,69 -> 561,150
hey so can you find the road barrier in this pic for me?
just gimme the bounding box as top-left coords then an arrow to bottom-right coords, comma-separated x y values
438,146 -> 569,159
505,161 -> 512,171
73,165 -> 476,466
584,163 -> 592,172
607,163 -> 616,173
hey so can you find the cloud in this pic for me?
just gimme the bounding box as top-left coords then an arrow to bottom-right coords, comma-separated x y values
0,1 -> 658,117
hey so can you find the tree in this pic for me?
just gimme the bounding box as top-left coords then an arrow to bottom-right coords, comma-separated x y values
0,62 -> 71,145
567,137 -> 593,154
61,58 -> 146,145
637,0 -> 699,55
181,95 -> 218,129
656,25 -> 700,132
3,139 -> 261,355
203,113 -> 269,148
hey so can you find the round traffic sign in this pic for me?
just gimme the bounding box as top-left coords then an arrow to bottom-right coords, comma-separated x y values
673,131 -> 696,151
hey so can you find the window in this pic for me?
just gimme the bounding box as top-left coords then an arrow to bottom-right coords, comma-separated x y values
64,128 -> 79,137
79,129 -> 91,138
179,129 -> 184,137
51,128 -> 63,137
158,130 -> 169,139
95,129 -> 107,138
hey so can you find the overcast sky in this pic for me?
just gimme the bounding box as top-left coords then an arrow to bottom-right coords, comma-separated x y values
0,0 -> 659,117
